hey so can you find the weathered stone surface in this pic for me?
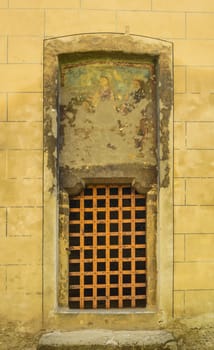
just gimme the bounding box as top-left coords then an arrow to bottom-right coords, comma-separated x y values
38,330 -> 177,349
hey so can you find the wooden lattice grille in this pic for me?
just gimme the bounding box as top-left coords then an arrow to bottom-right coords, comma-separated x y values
69,185 -> 146,309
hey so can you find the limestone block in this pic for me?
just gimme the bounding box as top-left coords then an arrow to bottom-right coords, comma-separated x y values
0,0 -> 7,7
0,64 -> 42,92
174,234 -> 185,262
0,208 -> 6,237
175,206 -> 214,234
174,150 -> 214,177
0,236 -> 42,264
174,262 -> 214,289
187,67 -> 214,93
187,13 -> 214,39
0,9 -> 44,35
0,291 -> 42,327
82,0 -> 151,10
174,291 -> 185,318
0,179 -> 42,206
8,93 -> 43,121
117,11 -> 185,38
8,150 -> 42,178
8,37 -> 43,63
185,290 -> 214,316
0,94 -> 7,122
174,66 -> 186,93
186,179 -> 214,205
0,151 -> 6,179
7,207 -> 42,237
174,40 -> 214,65
0,36 -> 7,63
0,266 -> 6,291
7,265 -> 42,293
0,122 -> 42,149
174,122 -> 185,149
45,10 -> 116,36
0,93 -> 7,121
186,234 -> 214,261
10,0 -> 79,7
152,0 -> 214,11
174,93 -> 214,121
187,122 -> 214,149
174,178 -> 185,205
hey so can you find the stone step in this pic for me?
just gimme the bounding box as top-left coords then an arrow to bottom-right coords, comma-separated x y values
38,329 -> 177,350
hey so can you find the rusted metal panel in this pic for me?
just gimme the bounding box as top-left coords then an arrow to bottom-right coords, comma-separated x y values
69,185 -> 146,309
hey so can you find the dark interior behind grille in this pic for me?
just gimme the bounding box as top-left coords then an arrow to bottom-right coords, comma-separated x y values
69,184 -> 146,309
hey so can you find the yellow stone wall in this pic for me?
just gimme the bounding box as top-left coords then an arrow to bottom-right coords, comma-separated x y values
0,0 -> 214,330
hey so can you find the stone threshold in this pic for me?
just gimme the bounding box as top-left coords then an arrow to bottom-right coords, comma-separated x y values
38,329 -> 177,349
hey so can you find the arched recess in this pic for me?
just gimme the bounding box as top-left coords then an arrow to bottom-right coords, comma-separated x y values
43,33 -> 173,329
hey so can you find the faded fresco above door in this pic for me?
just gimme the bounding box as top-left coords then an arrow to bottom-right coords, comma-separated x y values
59,54 -> 157,179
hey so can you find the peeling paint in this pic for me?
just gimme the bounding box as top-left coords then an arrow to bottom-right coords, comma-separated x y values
44,111 -> 57,180
58,53 -> 158,191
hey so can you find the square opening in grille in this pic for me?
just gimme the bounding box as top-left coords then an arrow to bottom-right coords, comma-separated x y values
69,184 -> 146,309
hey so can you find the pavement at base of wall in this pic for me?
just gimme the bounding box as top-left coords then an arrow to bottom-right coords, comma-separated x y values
0,324 -> 214,350
0,324 -> 41,350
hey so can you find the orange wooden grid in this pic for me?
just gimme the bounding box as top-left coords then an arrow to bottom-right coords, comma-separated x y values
69,185 -> 146,309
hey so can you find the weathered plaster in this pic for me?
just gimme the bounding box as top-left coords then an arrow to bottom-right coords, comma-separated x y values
59,53 -> 156,169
